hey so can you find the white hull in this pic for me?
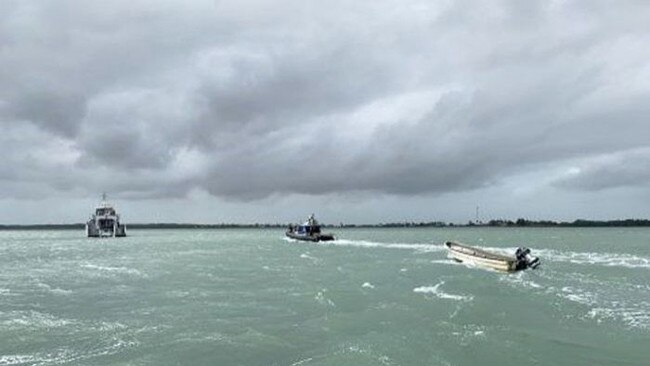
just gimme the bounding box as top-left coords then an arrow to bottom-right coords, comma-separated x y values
86,221 -> 127,238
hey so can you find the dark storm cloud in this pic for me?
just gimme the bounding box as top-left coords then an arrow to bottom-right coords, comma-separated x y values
1,0 -> 649,201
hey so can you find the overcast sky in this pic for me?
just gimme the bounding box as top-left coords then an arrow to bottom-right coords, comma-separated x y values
1,0 -> 649,224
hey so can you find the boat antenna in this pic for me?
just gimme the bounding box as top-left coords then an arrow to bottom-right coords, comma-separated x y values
102,192 -> 107,202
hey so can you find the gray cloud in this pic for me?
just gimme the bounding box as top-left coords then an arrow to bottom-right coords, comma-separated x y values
554,148 -> 650,191
1,0 -> 649,215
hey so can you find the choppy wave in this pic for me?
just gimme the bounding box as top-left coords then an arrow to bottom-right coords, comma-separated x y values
36,282 -> 72,296
561,288 -> 650,329
1,310 -> 77,330
288,344 -> 401,366
0,338 -> 138,366
587,306 -> 650,329
502,271 -> 650,329
414,281 -> 473,301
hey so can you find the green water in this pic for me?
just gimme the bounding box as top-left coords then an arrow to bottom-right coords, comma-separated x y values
1,228 -> 649,365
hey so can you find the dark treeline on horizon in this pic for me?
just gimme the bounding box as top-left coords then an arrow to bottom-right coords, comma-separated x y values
2,219 -> 650,230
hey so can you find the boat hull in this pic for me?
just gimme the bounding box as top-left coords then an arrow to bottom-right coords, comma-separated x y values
86,221 -> 127,238
445,241 -> 517,272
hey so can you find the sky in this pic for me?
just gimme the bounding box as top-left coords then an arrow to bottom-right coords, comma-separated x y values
1,0 -> 649,224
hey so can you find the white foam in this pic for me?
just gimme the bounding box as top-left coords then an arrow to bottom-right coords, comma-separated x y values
362,282 -> 375,289
0,354 -> 43,365
1,310 -> 76,329
587,305 -> 650,329
300,253 -> 320,264
81,263 -> 144,276
413,281 -> 474,301
290,357 -> 314,366
501,267 -> 650,329
0,338 -> 140,365
430,259 -> 459,266
504,275 -> 544,290
314,290 -> 336,307
36,282 -> 72,295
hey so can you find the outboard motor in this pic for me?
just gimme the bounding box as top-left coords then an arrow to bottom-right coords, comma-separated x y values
515,247 -> 541,270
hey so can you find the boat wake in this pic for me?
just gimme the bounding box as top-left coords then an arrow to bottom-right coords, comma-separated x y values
283,237 -> 445,252
535,249 -> 650,269
325,239 -> 444,253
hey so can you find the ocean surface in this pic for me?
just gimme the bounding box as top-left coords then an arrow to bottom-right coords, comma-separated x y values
1,228 -> 649,365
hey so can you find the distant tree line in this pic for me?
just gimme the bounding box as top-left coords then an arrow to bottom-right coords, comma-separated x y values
484,218 -> 650,227
335,221 -> 448,228
2,219 -> 650,230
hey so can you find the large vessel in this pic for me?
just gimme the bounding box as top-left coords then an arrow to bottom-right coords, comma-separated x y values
445,241 -> 539,272
286,214 -> 335,242
86,194 -> 127,238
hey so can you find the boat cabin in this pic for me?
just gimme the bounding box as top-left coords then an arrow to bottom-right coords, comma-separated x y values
95,207 -> 116,216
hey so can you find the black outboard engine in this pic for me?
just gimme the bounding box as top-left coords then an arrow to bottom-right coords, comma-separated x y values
515,247 -> 541,270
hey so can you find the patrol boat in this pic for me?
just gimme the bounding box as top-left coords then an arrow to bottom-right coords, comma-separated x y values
286,214 -> 335,242
445,241 -> 540,272
86,194 -> 127,237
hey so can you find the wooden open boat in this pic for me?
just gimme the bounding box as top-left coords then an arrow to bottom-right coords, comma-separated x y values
445,241 -> 540,272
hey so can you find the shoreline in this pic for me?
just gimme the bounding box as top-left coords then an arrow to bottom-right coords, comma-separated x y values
2,219 -> 650,230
